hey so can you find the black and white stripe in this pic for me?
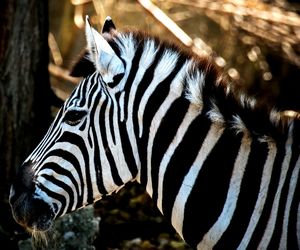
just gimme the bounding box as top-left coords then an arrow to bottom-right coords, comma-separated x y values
13,17 -> 300,249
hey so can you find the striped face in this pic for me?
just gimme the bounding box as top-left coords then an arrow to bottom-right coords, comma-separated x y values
9,17 -> 133,232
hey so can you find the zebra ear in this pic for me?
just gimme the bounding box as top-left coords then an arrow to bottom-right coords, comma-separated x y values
102,16 -> 116,34
85,16 -> 124,84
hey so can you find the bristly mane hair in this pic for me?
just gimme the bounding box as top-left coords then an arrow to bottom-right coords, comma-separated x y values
70,29 -> 297,143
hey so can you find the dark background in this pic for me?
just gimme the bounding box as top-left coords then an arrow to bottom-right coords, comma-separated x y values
1,0 -> 300,249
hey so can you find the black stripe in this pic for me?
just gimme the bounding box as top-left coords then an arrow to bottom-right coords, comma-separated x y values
123,42 -> 144,122
268,141 -> 300,249
288,167 -> 300,249
39,184 -> 66,218
89,91 -> 108,194
132,46 -> 165,137
31,110 -> 63,158
41,149 -> 84,207
182,128 -> 243,248
87,76 -> 101,108
68,79 -> 85,107
42,162 -> 80,202
79,119 -> 87,131
87,74 -> 99,108
100,81 -> 116,144
136,47 -> 166,186
159,109 -> 211,219
57,132 -> 94,204
215,139 -> 269,249
246,141 -> 286,249
287,120 -> 300,248
40,174 -> 75,213
118,118 -> 139,178
87,127 -> 93,148
150,97 -> 191,204
99,97 -> 123,186
78,75 -> 91,107
108,96 -> 116,145
45,108 -> 64,136
137,53 -> 186,187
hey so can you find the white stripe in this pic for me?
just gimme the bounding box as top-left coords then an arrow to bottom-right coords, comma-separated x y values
87,126 -> 102,200
197,135 -> 251,249
30,123 -> 62,163
279,157 -> 300,249
38,156 -> 80,201
126,40 -> 158,174
237,142 -> 277,249
119,91 -> 125,122
34,185 -> 62,218
184,65 -> 205,108
39,168 -> 78,210
29,120 -> 56,160
171,124 -> 224,240
38,175 -> 70,216
84,85 -> 102,200
114,33 -> 136,92
156,104 -> 200,212
138,50 -> 179,138
94,96 -> 116,194
143,62 -> 187,192
37,141 -> 88,202
109,92 -> 133,183
258,135 -> 293,249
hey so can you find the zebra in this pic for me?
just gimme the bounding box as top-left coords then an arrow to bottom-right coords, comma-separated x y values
9,16 -> 300,249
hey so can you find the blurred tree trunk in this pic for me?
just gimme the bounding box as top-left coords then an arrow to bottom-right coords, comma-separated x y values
0,0 -> 51,246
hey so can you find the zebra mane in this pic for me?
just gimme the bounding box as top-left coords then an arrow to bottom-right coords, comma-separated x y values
71,28 -> 295,142
122,30 -> 296,141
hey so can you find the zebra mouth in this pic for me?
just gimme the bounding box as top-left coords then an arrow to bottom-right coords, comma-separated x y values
26,214 -> 54,233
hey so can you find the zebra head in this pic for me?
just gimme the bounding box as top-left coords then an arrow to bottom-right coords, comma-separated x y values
9,16 -> 133,233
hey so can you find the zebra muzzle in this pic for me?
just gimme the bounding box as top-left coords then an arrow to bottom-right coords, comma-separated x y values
9,188 -> 55,232
9,162 -> 56,232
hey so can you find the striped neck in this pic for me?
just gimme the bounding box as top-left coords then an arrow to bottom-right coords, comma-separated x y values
112,31 -> 291,144
110,31 -> 292,182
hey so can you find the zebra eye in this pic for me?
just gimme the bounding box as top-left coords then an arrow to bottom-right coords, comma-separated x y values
63,109 -> 87,126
